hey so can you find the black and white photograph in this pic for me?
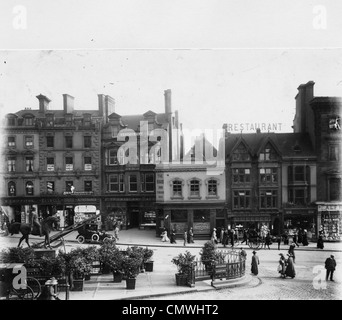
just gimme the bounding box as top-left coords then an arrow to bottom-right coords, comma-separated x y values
0,0 -> 341,307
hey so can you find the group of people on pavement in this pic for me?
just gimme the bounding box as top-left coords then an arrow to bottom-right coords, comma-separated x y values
160,226 -> 195,245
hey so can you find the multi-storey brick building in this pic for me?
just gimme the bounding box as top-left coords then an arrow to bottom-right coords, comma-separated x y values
1,93 -> 108,227
101,89 -> 182,230
293,81 -> 342,241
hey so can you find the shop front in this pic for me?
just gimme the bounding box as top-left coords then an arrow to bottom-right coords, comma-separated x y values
157,203 -> 225,240
283,208 -> 317,240
104,196 -> 156,230
317,203 -> 342,242
227,211 -> 272,233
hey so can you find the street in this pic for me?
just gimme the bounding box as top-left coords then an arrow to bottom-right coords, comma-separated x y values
1,229 -> 341,300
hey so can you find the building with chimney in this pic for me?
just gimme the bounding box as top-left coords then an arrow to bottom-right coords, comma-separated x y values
101,89 -> 182,230
294,82 -> 342,241
1,93 -> 107,227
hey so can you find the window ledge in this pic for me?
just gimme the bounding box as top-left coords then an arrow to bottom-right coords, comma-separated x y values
188,196 -> 201,200
171,196 -> 184,200
206,195 -> 219,200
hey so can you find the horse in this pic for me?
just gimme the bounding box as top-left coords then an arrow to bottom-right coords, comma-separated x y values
8,215 -> 59,248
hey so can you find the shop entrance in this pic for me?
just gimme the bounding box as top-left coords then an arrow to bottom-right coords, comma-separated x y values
129,208 -> 140,228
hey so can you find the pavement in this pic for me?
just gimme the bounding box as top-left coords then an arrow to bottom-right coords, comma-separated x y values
1,227 -> 342,300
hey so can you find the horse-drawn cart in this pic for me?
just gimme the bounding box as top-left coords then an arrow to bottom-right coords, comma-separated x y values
247,229 -> 262,250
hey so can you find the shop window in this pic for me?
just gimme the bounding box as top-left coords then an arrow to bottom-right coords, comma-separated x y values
84,181 -> 92,192
193,209 -> 210,222
46,136 -> 54,148
189,179 -> 200,197
24,136 -> 34,148
8,181 -> 16,196
232,144 -> 250,161
65,157 -> 73,171
26,181 -> 34,195
171,210 -> 187,222
8,136 -> 16,147
84,136 -> 91,148
129,174 -> 138,192
233,168 -> 251,183
84,157 -> 92,171
233,190 -> 251,209
260,190 -> 277,208
141,173 -> 154,192
46,157 -> 54,171
47,181 -> 55,193
109,174 -> 125,192
7,157 -> 16,172
25,156 -> 34,172
172,180 -> 183,198
142,211 -> 156,225
207,179 -> 218,196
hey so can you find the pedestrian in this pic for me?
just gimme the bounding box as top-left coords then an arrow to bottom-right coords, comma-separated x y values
170,228 -> 177,244
241,229 -> 248,245
293,232 -> 299,247
251,251 -> 259,275
325,255 -> 337,281
188,227 -> 194,244
161,229 -> 169,242
298,229 -> 303,244
222,229 -> 229,247
288,243 -> 296,263
277,234 -> 281,250
302,229 -> 309,246
220,228 -> 224,244
278,253 -> 286,278
183,230 -> 187,246
240,247 -> 247,260
265,233 -> 271,250
317,233 -> 324,249
230,229 -> 235,248
114,222 -> 120,241
285,253 -> 296,278
211,228 -> 218,244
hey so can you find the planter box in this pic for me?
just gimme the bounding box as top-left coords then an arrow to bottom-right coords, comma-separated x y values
144,261 -> 154,272
126,278 -> 136,290
71,278 -> 84,291
175,273 -> 188,286
113,272 -> 123,283
33,249 -> 56,260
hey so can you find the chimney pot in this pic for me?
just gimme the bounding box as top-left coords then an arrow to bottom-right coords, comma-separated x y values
63,94 -> 74,114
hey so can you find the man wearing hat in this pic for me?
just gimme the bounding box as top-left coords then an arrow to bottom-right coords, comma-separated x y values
325,255 -> 337,281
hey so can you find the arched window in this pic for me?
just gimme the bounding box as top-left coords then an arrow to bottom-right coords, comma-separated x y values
207,179 -> 218,196
26,181 -> 34,195
189,179 -> 200,197
8,181 -> 16,196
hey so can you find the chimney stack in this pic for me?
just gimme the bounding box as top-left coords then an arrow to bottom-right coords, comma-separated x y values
105,95 -> 115,115
36,94 -> 51,113
164,89 -> 172,114
63,94 -> 74,114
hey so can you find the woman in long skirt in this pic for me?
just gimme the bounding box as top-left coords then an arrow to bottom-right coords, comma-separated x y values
251,251 -> 259,275
278,253 -> 286,278
285,254 -> 296,278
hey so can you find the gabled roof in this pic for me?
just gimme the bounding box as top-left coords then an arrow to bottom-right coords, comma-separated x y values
256,135 -> 282,157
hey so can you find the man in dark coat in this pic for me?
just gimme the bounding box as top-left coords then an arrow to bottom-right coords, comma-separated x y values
170,228 -> 177,244
325,255 -> 337,281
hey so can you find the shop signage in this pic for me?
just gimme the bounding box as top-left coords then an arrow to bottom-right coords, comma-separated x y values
156,173 -> 164,201
193,222 -> 210,234
318,204 -> 342,212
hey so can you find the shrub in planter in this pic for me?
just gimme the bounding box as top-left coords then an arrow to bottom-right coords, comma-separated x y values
126,246 -> 145,272
0,247 -> 38,267
142,247 -> 154,272
98,239 -> 117,274
121,255 -> 142,289
38,255 -> 66,277
199,241 -> 224,272
171,250 -> 196,286
81,246 -> 100,278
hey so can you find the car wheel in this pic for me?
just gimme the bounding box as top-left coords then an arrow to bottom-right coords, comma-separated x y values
77,235 -> 85,244
91,234 -> 100,242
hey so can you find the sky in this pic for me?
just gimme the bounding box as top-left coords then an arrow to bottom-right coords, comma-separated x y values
1,0 -> 342,134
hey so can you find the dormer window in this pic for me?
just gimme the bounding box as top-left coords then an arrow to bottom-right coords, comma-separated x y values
24,116 -> 34,126
84,114 -> 91,126
46,114 -> 54,126
232,144 -> 250,161
259,143 -> 278,161
7,117 -> 16,126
